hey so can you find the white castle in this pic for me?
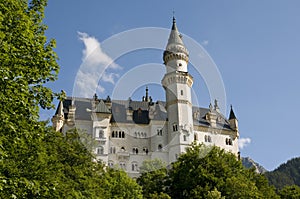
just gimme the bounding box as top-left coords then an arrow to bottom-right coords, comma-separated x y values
52,18 -> 239,178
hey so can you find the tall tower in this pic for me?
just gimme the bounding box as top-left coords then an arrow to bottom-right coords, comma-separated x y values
162,17 -> 194,163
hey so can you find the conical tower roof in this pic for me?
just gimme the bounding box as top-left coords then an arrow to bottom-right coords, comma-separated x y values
167,17 -> 185,46
229,105 -> 237,120
163,17 -> 189,64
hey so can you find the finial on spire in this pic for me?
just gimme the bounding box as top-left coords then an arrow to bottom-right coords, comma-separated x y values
145,86 -> 149,101
172,10 -> 176,23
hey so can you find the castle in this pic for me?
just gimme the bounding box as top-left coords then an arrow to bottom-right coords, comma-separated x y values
52,18 -> 239,178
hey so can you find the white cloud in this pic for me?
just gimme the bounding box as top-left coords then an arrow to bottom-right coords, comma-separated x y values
238,137 -> 251,149
202,40 -> 209,46
74,32 -> 122,97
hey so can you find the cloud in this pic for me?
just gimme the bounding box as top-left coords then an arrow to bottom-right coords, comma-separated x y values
74,32 -> 122,97
238,137 -> 251,149
202,40 -> 209,46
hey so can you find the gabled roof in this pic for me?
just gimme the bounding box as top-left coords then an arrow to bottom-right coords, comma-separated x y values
95,100 -> 110,113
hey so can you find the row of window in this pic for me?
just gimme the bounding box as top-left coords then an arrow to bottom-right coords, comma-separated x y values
98,137 -> 232,156
111,131 -> 125,138
97,136 -> 233,156
108,161 -> 139,172
134,131 -> 147,138
107,146 -> 149,155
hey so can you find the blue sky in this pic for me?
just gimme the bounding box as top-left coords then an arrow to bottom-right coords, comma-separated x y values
43,0 -> 300,171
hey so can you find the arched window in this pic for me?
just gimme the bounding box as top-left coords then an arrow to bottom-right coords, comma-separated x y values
205,135 -> 212,143
208,136 -> 212,143
143,147 -> 149,155
183,135 -> 187,141
110,147 -> 116,154
226,138 -> 233,146
180,90 -> 183,96
173,123 -> 178,132
112,131 -> 115,138
119,162 -> 126,170
194,133 -> 198,141
122,131 -> 125,138
132,147 -> 138,154
121,146 -> 125,152
132,162 -> 138,171
158,144 -> 163,151
157,129 -> 163,136
119,131 -> 122,138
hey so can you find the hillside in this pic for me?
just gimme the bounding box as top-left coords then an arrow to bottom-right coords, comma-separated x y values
242,157 -> 268,174
265,157 -> 300,189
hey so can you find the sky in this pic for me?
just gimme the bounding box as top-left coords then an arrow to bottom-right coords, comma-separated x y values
42,0 -> 300,171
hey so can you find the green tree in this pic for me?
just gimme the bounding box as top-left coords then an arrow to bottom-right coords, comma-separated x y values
278,185 -> 300,199
167,144 -> 279,199
137,159 -> 168,199
0,1 -> 144,198
106,168 -> 143,199
0,0 -> 62,197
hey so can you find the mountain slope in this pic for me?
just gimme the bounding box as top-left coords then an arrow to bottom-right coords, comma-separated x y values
265,157 -> 300,189
242,157 -> 267,174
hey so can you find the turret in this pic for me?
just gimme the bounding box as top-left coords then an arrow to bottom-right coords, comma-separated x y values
229,105 -> 238,131
207,103 -> 217,128
52,101 -> 64,131
163,17 -> 189,73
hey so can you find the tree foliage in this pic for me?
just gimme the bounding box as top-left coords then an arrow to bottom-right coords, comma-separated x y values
137,159 -> 168,198
278,185 -> 300,199
138,144 -> 279,199
0,1 -> 143,198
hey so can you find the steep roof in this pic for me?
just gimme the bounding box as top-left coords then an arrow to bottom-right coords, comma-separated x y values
229,105 -> 237,120
55,97 -> 233,130
167,17 -> 185,46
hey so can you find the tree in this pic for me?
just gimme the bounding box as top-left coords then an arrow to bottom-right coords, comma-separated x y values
138,144 -> 279,199
105,168 -> 143,199
0,0 -> 62,197
137,159 -> 169,199
167,144 -> 279,199
278,185 -> 300,199
0,1 -> 144,198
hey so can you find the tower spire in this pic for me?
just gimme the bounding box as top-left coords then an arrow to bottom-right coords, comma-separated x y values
163,17 -> 189,65
229,105 -> 237,120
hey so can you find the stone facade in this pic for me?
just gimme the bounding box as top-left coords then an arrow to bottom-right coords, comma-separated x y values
52,18 -> 239,178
